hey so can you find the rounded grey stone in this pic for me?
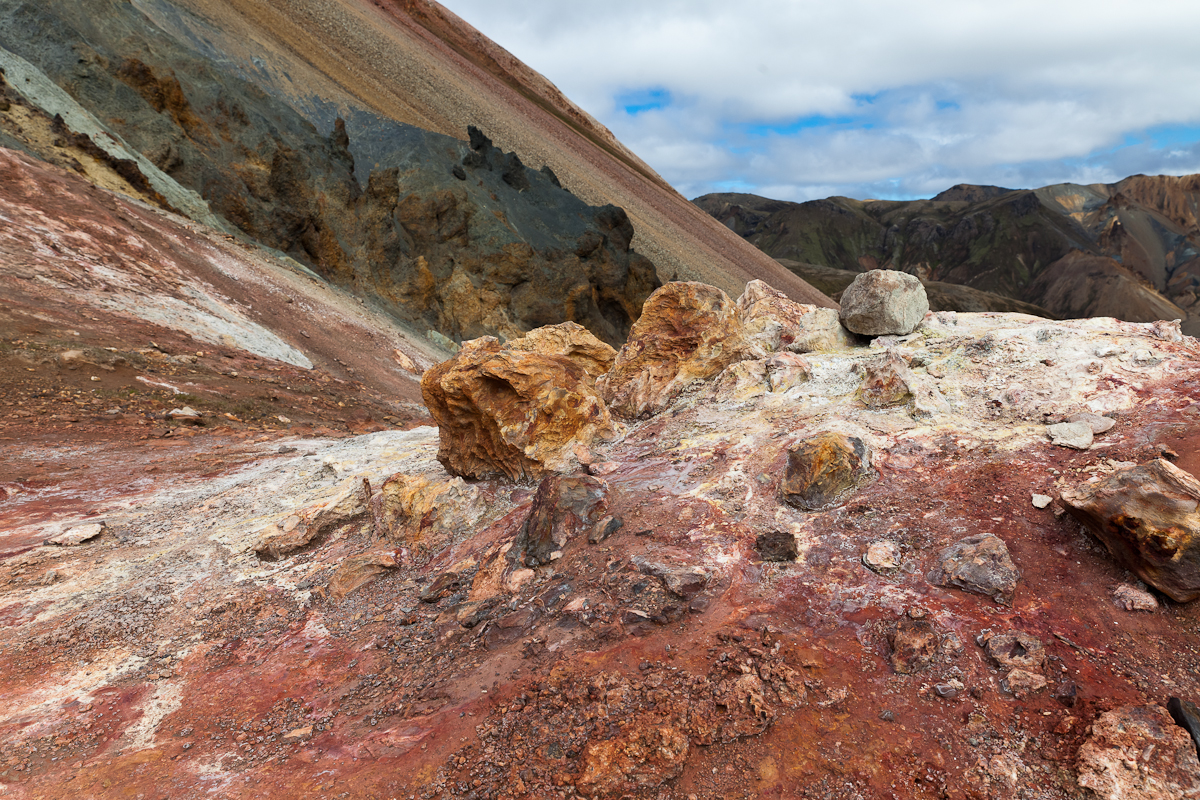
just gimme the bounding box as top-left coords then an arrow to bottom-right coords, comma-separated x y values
839,269 -> 930,336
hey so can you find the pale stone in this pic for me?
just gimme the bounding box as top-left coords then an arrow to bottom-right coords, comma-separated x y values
839,269 -> 930,336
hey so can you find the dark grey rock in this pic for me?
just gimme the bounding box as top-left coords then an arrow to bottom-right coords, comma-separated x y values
518,474 -> 609,566
756,530 -> 798,562
930,533 -> 1019,606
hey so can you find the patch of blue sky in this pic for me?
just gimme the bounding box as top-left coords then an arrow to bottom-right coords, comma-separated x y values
616,87 -> 671,115
742,115 -> 867,137
710,179 -> 757,194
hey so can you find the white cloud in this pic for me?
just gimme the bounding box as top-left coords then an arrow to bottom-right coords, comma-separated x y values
444,0 -> 1200,199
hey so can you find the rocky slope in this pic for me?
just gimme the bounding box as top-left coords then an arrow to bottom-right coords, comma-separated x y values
696,175 -> 1200,334
0,0 -> 831,352
4,158 -> 1200,795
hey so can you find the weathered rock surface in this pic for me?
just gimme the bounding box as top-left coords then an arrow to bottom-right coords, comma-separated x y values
599,282 -> 747,418
1077,705 -> 1200,799
890,618 -> 938,674
1062,458 -> 1200,602
422,332 -> 619,480
507,321 -> 617,379
44,522 -> 104,547
930,533 -> 1020,605
864,540 -> 901,571
1048,421 -> 1095,450
1002,669 -> 1048,698
1114,583 -> 1160,611
839,269 -> 930,336
375,471 -> 491,563
253,479 -> 368,560
984,631 -> 1046,672
328,551 -> 398,599
737,279 -> 853,355
780,431 -> 873,511
756,530 -> 799,562
518,474 -> 609,566
1168,697 -> 1200,760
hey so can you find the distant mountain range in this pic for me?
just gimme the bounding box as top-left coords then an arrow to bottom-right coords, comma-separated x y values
696,174 -> 1200,335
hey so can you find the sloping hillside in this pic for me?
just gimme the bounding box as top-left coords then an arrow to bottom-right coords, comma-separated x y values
697,175 -> 1200,334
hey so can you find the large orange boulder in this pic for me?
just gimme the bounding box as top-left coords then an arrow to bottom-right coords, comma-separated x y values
598,282 -> 747,419
422,327 -> 619,481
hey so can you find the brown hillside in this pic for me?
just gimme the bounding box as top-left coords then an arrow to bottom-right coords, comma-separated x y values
165,0 -> 834,308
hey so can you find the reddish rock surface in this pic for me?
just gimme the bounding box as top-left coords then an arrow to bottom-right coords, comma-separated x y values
6,160 -> 1200,799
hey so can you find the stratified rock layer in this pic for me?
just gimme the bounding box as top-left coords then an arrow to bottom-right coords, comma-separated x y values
422,331 -> 618,480
1061,458 -> 1200,602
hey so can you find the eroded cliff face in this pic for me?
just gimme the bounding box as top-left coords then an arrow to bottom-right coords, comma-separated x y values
4,213 -> 1200,797
697,175 -> 1200,335
0,0 -> 660,348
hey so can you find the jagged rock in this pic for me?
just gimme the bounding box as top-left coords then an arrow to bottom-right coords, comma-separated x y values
631,556 -> 710,598
1168,697 -> 1200,760
576,723 -> 689,797
599,282 -> 748,419
1114,583 -> 1160,611
889,617 -> 938,674
45,522 -> 105,546
1048,421 -> 1094,450
422,332 -> 619,480
588,515 -> 623,544
755,530 -> 799,562
864,540 -> 901,571
708,359 -> 771,402
858,350 -> 916,407
930,533 -> 1020,605
328,552 -> 397,599
420,571 -> 465,603
736,279 -> 852,355
780,431 -> 873,511
254,480 -> 367,560
1002,669 -> 1047,698
1032,494 -> 1053,509
983,632 -> 1046,672
375,472 -> 487,560
856,350 -> 949,416
518,474 -> 609,566
839,269 -> 930,336
1077,705 -> 1200,799
1061,458 -> 1200,602
765,351 -> 811,392
507,321 -> 617,379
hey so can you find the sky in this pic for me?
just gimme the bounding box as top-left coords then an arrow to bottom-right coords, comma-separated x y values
442,0 -> 1200,202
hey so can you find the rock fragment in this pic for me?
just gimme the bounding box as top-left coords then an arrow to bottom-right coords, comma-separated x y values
599,282 -> 747,419
863,540 -> 901,571
506,321 -> 617,379
421,329 -> 618,480
1031,494 -> 1053,509
1114,583 -> 1159,612
930,533 -> 1019,606
631,557 -> 709,598
588,515 -> 623,544
1077,705 -> 1200,800
1002,669 -> 1047,698
983,631 -> 1045,672
858,350 -> 915,408
838,269 -> 930,336
737,279 -> 853,354
45,522 -> 105,546
1068,412 -> 1116,434
755,530 -> 799,562
889,617 -> 938,674
518,474 -> 609,566
1048,421 -> 1094,450
780,431 -> 873,511
254,480 -> 367,560
328,552 -> 397,599
1061,458 -> 1200,602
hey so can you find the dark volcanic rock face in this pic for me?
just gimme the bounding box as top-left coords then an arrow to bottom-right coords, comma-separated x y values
0,0 -> 659,347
